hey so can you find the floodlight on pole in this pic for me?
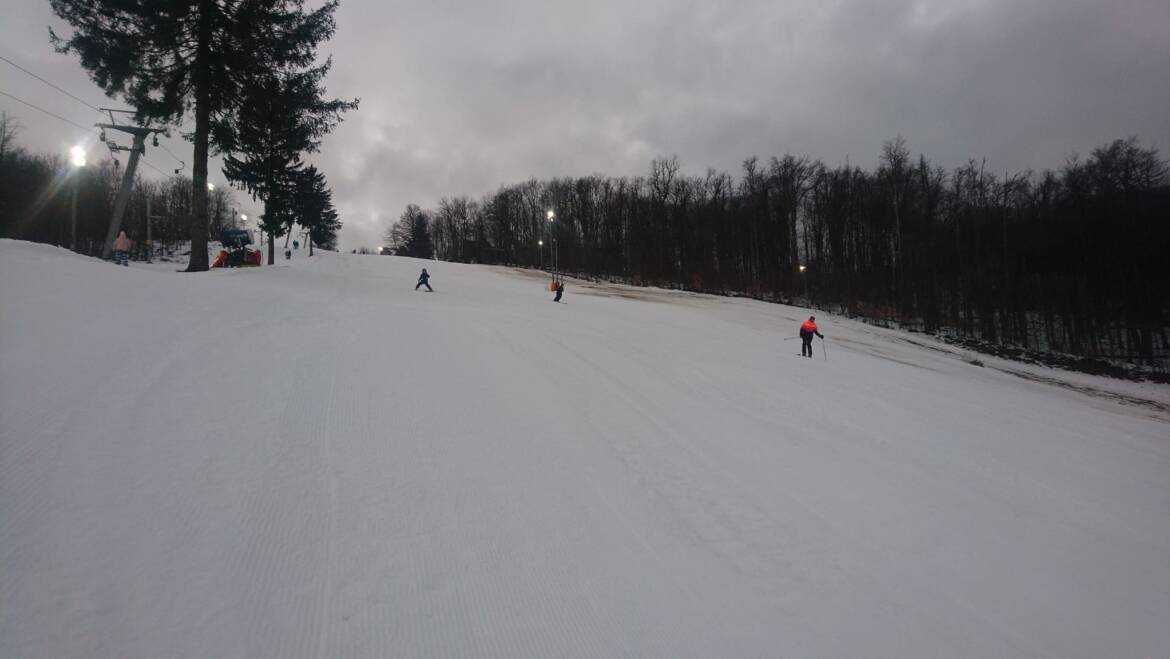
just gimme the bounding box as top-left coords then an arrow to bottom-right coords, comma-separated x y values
207,182 -> 215,191
69,146 -> 86,251
545,210 -> 557,277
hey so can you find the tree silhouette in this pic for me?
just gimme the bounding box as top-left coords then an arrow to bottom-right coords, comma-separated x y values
216,58 -> 355,263
410,140 -> 1169,373
390,205 -> 434,259
296,166 -> 341,253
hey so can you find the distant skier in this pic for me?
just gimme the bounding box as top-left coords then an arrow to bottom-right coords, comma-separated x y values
293,239 -> 299,250
112,230 -> 131,266
284,248 -> 292,260
553,280 -> 564,302
799,316 -> 823,358
415,268 -> 433,291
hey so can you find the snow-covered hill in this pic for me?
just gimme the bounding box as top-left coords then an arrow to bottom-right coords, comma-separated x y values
2,239 -> 1167,658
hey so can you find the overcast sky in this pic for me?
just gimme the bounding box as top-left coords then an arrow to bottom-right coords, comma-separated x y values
3,0 -> 1168,250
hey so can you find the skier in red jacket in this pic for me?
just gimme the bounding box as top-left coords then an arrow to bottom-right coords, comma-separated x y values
799,316 -> 823,358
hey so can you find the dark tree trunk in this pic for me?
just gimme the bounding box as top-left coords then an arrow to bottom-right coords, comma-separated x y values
185,0 -> 213,272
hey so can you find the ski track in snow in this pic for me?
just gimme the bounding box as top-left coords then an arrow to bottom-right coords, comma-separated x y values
1,239 -> 1168,658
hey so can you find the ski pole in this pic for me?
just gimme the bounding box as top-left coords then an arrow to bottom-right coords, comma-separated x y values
783,336 -> 799,341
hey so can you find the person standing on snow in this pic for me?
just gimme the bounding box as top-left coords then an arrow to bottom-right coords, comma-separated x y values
553,280 -> 564,302
112,230 -> 132,266
799,315 -> 823,358
415,268 -> 433,292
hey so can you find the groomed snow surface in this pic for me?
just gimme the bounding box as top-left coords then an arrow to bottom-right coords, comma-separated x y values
2,239 -> 1167,659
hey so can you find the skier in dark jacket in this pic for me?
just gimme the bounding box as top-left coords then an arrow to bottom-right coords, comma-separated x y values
415,268 -> 433,291
799,316 -> 823,358
553,280 -> 564,302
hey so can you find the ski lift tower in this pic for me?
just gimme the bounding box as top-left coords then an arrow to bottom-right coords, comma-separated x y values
97,109 -> 167,260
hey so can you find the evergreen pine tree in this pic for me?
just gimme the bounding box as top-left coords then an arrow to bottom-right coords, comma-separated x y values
216,59 -> 355,263
296,166 -> 341,254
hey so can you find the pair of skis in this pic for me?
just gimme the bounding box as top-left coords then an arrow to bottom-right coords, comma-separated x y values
785,336 -> 828,361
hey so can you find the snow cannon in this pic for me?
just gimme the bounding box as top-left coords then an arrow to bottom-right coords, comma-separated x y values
213,229 -> 262,268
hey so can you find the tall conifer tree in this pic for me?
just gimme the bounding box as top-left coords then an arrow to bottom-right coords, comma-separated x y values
216,55 -> 355,263
295,166 -> 341,254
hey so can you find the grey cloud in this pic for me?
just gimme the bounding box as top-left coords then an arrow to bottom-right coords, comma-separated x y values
5,0 -> 1168,251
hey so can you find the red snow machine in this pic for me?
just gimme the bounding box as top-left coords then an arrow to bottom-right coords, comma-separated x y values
212,229 -> 262,268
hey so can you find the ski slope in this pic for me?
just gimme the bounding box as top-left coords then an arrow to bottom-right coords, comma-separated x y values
2,239 -> 1167,658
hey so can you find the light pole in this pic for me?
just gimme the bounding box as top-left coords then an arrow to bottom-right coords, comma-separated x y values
206,182 -> 215,229
799,264 -> 809,306
145,194 -> 165,262
241,213 -> 257,250
69,146 -> 86,251
546,209 -> 556,281
538,239 -> 544,269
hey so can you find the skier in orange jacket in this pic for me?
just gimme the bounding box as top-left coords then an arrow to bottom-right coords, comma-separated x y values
799,316 -> 823,358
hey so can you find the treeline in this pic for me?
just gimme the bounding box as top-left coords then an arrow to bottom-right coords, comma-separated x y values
0,113 -> 342,257
399,137 -> 1169,369
0,121 -> 232,257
